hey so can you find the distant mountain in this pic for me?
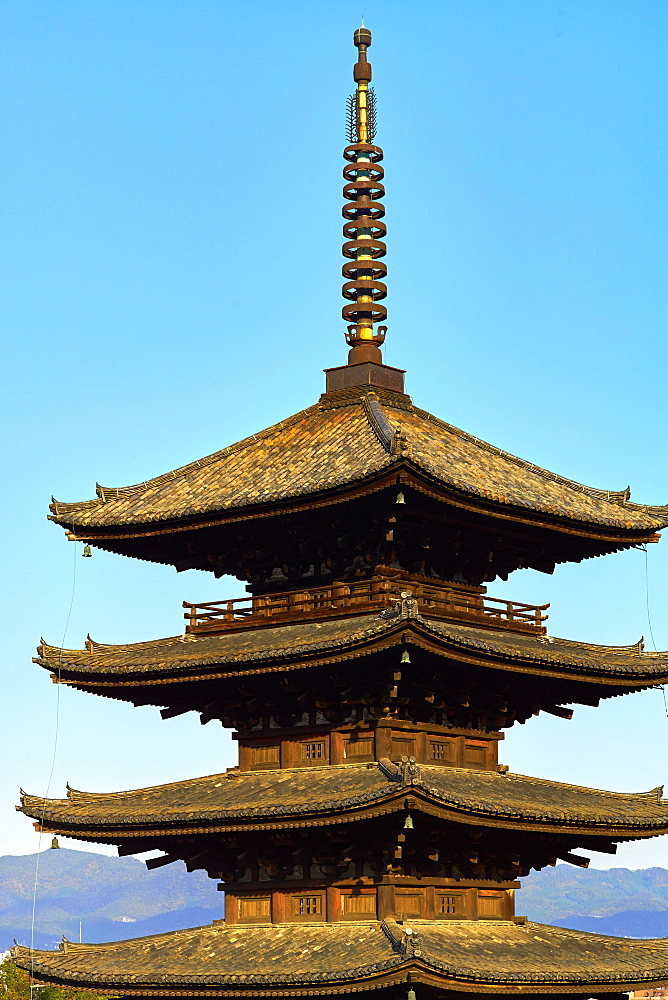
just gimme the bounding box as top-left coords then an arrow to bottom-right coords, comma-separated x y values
3,850 -> 668,951
0,849 -> 222,953
520,865 -> 668,937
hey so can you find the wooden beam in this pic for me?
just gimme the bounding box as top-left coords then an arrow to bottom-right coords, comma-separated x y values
145,853 -> 180,870
558,852 -> 590,868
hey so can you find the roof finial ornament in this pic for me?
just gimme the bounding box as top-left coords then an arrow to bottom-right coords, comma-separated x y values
342,25 -> 387,366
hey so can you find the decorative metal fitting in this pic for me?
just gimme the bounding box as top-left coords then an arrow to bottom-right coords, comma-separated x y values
399,755 -> 421,784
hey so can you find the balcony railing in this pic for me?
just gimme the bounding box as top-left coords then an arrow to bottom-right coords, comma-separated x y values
183,576 -> 548,637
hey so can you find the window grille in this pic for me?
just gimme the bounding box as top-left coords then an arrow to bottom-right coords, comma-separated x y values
439,894 -> 458,915
302,741 -> 325,760
297,895 -> 321,916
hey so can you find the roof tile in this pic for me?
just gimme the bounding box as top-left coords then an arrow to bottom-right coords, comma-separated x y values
50,390 -> 668,533
13,918 -> 668,991
20,762 -> 668,835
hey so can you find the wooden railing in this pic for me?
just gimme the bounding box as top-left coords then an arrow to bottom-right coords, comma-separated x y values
183,577 -> 548,637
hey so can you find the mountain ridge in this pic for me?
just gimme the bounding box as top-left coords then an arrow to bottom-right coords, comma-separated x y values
0,849 -> 222,953
3,849 -> 668,952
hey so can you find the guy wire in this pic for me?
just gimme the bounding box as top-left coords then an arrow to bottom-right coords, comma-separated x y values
642,544 -> 667,720
30,540 -> 79,989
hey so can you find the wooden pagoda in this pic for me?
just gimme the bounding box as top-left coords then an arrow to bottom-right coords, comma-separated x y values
14,25 -> 668,1000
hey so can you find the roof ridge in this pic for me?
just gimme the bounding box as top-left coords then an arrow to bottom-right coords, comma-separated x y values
363,394 -> 413,460
37,633 -> 187,658
625,500 -> 668,514
362,393 -> 394,451
35,616 -> 399,668
50,402 -> 322,515
319,384 -> 414,412
408,405 -> 634,507
543,635 -> 647,654
503,769 -> 666,800
421,619 -> 668,665
35,642 -> 83,660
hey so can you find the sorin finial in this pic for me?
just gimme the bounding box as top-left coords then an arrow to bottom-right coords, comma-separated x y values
342,26 -> 387,366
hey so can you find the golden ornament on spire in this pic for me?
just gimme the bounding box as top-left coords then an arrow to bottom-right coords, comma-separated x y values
342,26 -> 388,365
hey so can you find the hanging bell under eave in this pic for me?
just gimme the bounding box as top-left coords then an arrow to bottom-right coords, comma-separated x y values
403,814 -> 414,830
407,990 -> 417,1000
400,650 -> 411,664
51,837 -> 60,849
82,545 -> 92,558
395,491 -> 406,504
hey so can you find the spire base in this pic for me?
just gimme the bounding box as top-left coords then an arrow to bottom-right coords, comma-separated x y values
324,361 -> 405,394
347,343 -> 383,365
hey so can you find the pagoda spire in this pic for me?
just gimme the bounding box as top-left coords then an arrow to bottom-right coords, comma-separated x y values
342,26 -> 388,365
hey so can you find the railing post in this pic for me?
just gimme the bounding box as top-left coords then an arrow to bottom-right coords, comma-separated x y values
225,601 -> 234,623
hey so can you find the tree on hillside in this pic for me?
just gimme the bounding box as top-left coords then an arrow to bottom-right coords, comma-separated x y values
0,960 -> 111,1000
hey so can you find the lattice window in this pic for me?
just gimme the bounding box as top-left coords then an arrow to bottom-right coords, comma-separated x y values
301,741 -> 325,760
438,894 -> 460,915
431,740 -> 455,762
296,895 -> 322,916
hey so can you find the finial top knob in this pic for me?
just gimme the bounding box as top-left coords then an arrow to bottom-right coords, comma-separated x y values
354,27 -> 372,48
353,25 -> 372,82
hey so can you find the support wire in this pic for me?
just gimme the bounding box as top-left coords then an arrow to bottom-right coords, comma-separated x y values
642,544 -> 668,720
29,541 -> 78,990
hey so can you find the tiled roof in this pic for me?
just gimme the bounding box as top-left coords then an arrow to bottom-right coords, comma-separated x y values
49,386 -> 668,534
13,918 -> 668,994
19,760 -> 668,837
35,612 -> 668,690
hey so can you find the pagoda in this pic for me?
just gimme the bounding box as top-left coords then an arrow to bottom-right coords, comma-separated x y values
14,26 -> 668,1000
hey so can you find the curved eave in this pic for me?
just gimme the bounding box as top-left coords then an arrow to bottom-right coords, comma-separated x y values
17,960 -> 668,998
13,918 -> 668,995
50,462 -> 668,551
47,384 -> 668,548
19,765 -> 668,841
34,615 -> 668,695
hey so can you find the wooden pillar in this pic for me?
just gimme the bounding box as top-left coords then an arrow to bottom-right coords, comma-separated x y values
273,891 -> 286,924
225,894 -> 238,925
330,731 -> 344,765
326,886 -> 342,921
375,725 -> 393,760
281,740 -> 297,769
238,744 -> 252,772
504,888 -> 515,919
376,884 -> 395,920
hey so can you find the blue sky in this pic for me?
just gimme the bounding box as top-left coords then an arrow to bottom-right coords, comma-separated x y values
2,0 -> 668,875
